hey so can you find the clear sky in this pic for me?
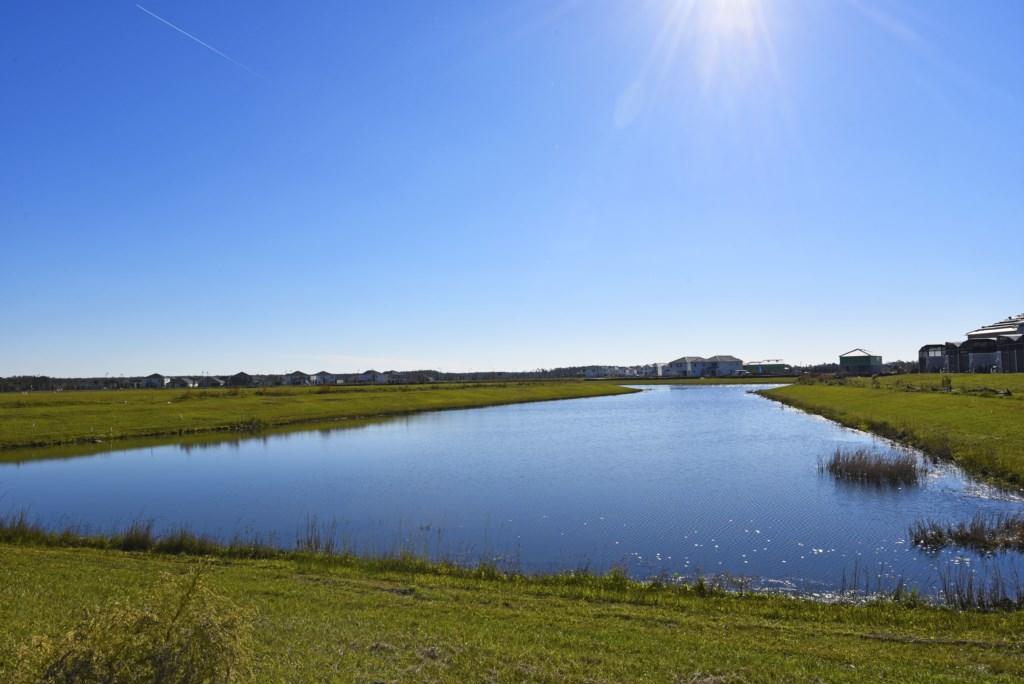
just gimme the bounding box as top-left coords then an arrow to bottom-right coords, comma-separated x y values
2,1 -> 1022,376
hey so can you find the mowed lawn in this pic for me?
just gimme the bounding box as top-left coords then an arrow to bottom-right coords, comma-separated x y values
2,545 -> 1023,682
763,376 -> 1024,487
0,382 -> 636,455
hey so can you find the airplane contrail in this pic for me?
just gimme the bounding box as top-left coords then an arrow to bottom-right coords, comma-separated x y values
135,4 -> 254,74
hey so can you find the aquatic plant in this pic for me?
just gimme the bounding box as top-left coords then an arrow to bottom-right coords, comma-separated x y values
910,512 -> 1024,553
818,447 -> 923,486
939,565 -> 1024,611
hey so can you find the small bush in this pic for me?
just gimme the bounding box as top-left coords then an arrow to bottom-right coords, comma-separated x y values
13,563 -> 254,683
819,448 -> 923,486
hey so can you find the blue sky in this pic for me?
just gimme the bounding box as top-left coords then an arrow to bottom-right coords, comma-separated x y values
2,1 -> 1021,375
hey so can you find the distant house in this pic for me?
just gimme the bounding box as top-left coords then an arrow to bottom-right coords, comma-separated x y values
923,314 -> 1024,374
143,373 -> 168,388
641,363 -> 666,377
665,357 -> 705,377
284,371 -> 311,386
838,349 -> 883,376
227,372 -> 253,387
743,359 -> 792,375
1001,335 -> 1024,373
917,345 -> 945,373
312,371 -> 338,386
665,355 -> 744,378
706,355 -> 743,377
197,376 -> 226,388
167,377 -> 198,389
355,370 -> 387,384
583,366 -> 627,379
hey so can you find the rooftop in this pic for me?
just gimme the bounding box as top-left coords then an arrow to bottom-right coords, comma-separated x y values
966,313 -> 1024,339
840,348 -> 878,358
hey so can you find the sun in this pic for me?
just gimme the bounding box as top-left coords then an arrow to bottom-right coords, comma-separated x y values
699,0 -> 762,40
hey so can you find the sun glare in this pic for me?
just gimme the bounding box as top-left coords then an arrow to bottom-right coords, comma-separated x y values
700,0 -> 761,39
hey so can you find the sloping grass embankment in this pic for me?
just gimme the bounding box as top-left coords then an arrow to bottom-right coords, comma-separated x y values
761,381 -> 1024,488
2,543 -> 1023,682
0,382 -> 636,460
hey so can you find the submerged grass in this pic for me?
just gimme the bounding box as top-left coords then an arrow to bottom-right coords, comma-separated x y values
911,512 -> 1024,554
819,447 -> 923,486
939,566 -> 1024,611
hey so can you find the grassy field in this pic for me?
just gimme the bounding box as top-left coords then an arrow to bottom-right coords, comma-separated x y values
0,381 -> 636,457
835,373 -> 1024,396
762,374 -> 1024,487
2,544 -> 1023,682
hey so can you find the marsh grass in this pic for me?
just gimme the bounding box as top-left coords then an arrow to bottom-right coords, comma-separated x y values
939,565 -> 1024,611
818,447 -> 923,486
910,512 -> 1024,553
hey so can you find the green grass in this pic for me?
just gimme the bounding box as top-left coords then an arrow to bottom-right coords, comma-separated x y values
842,373 -> 1024,395
0,381 -> 636,459
761,375 -> 1024,487
2,545 -> 1023,682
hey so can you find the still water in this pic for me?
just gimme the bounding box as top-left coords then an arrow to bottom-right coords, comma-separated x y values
2,385 -> 1022,595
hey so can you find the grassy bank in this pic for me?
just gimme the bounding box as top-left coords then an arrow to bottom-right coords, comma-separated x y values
761,377 -> 1024,487
0,381 -> 636,457
2,544 -> 1023,682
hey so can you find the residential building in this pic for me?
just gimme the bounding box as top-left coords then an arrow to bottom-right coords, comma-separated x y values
143,373 -> 168,388
665,355 -> 744,377
838,349 -> 883,376
312,371 -> 338,385
921,314 -> 1024,373
917,345 -> 945,373
743,359 -> 792,375
227,372 -> 253,387
355,370 -> 387,384
284,370 -> 311,386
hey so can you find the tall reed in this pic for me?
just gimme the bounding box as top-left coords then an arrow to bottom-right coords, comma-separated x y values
818,447 -> 923,486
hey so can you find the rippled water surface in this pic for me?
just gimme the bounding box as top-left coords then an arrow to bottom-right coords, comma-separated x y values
3,385 -> 1022,594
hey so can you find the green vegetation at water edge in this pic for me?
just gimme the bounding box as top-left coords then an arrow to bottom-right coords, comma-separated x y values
761,376 -> 1024,487
0,382 -> 636,455
2,544 -> 1023,682
832,373 -> 1024,397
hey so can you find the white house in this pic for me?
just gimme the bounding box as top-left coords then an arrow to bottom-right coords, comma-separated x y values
312,371 -> 339,385
665,357 -> 705,377
355,369 -> 388,384
706,355 -> 744,377
664,355 -> 744,378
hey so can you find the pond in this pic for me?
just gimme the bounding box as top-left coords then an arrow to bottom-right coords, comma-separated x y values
2,385 -> 1022,597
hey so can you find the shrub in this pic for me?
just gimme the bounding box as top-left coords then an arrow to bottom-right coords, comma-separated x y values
12,563 -> 254,683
